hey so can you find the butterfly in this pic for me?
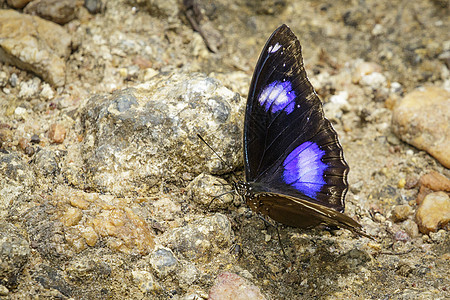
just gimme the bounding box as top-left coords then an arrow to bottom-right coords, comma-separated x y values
235,24 -> 368,237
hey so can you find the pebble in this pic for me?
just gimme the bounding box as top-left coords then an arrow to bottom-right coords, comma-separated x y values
401,219 -> 419,238
62,207 -> 83,227
40,83 -> 54,100
0,284 -> 8,296
187,173 -> 234,210
0,71 -> 7,87
14,107 -> 27,117
390,204 -> 412,222
415,191 -> 450,234
352,61 -> 382,83
48,123 -> 66,144
24,0 -> 76,25
392,86 -> 450,168
209,272 -> 266,300
5,0 -> 32,8
84,0 -> 103,14
416,171 -> 450,204
19,78 -> 40,98
0,10 -> 71,87
30,134 -> 40,144
149,248 -> 178,277
9,73 -> 18,87
132,270 -> 160,294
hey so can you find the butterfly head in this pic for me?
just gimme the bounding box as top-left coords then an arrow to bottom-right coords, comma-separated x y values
233,181 -> 251,198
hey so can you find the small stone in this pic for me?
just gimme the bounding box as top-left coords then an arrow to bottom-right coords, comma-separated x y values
48,123 -> 66,144
187,173 -> 234,210
397,178 -> 406,189
80,226 -> 98,247
132,270 -> 160,293
62,207 -> 83,227
9,73 -> 18,87
40,83 -> 54,100
6,0 -> 32,8
352,61 -> 382,83
391,204 -> 412,222
0,284 -> 8,296
84,0 -> 103,14
415,191 -> 450,234
24,0 -> 76,25
371,23 -> 384,36
392,86 -> 450,168
0,71 -> 7,87
143,68 -> 158,81
18,137 -> 30,151
416,171 -> 450,204
33,149 -> 60,177
19,78 -> 40,98
401,219 -> 419,238
150,248 -> 178,277
24,146 -> 35,156
30,134 -> 40,144
69,196 -> 90,210
14,107 -> 27,116
209,272 -> 266,300
394,230 -> 410,242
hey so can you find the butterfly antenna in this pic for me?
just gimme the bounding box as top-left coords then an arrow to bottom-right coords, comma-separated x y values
196,134 -> 238,179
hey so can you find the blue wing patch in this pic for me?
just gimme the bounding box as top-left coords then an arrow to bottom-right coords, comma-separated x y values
282,141 -> 328,199
258,80 -> 296,114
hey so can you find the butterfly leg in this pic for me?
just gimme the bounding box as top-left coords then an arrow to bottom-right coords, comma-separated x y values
256,215 -> 288,260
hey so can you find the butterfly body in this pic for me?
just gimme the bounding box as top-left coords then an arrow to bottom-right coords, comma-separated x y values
238,24 -> 365,235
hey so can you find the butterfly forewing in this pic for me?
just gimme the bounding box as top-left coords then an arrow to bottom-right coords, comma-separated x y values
244,24 -> 352,227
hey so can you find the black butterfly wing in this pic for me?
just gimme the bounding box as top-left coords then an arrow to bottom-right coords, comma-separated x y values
244,25 -> 349,214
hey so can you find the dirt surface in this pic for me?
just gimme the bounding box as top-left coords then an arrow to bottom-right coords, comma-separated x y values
0,0 -> 449,299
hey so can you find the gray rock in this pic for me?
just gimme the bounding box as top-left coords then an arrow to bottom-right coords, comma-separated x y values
23,204 -> 72,262
0,222 -> 30,289
32,149 -> 60,178
84,0 -> 103,14
187,173 -> 234,210
24,0 -> 77,25
0,153 -> 35,219
0,10 -> 71,87
6,0 -> 32,8
149,247 -> 177,277
168,213 -> 233,261
33,264 -> 73,297
9,73 -> 18,87
76,72 -> 243,194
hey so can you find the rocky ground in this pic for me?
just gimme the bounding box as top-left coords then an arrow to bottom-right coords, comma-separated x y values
0,0 -> 449,299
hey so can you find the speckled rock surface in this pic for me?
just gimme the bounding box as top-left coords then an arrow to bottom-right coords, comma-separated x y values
0,153 -> 35,219
0,0 -> 449,299
0,222 -> 30,289
392,86 -> 450,168
74,72 -> 243,194
0,9 -> 71,87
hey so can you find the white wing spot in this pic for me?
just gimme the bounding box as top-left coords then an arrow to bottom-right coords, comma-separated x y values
268,42 -> 282,53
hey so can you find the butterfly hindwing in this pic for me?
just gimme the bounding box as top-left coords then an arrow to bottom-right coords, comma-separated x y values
244,24 -> 349,212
